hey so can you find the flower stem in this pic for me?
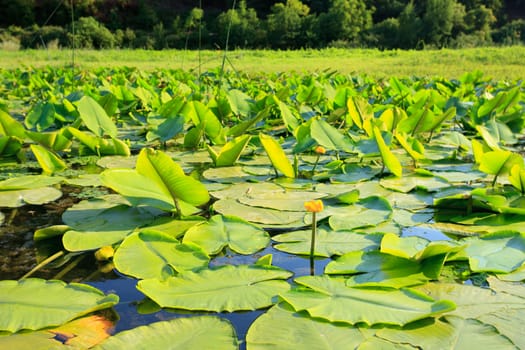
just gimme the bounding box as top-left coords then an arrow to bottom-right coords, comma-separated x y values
310,212 -> 317,259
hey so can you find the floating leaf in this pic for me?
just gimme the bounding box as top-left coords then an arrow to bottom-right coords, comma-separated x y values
273,228 -> 381,257
325,250 -> 446,288
456,231 -> 525,273
183,215 -> 270,255
114,230 -> 209,280
378,315 -> 516,350
137,265 -> 292,312
0,315 -> 113,349
0,279 -> 118,333
327,196 -> 392,231
94,317 -> 238,350
280,275 -> 455,326
247,303 -> 367,350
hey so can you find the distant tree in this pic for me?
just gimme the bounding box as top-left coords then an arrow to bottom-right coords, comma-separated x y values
69,16 -> 115,49
318,0 -> 373,46
266,0 -> 311,49
366,0 -> 408,23
422,0 -> 464,47
464,5 -> 496,41
0,0 -> 35,27
396,1 -> 422,49
369,18 -> 400,49
215,0 -> 263,48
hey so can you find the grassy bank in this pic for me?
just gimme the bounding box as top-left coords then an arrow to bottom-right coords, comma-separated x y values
1,46 -> 524,79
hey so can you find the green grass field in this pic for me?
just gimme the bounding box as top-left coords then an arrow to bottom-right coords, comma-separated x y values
1,46 -> 524,79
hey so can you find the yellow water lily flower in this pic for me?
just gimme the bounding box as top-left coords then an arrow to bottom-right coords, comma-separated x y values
304,199 -> 324,213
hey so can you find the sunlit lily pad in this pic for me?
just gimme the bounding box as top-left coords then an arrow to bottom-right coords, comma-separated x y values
273,228 -> 382,257
114,230 -> 209,280
280,275 -> 455,326
137,265 -> 292,312
0,185 -> 63,207
0,315 -> 113,349
378,315 -> 516,350
62,197 -> 156,251
246,303 -> 371,350
212,198 -> 307,228
183,215 -> 270,255
203,166 -> 269,183
325,196 -> 392,231
94,317 -> 238,350
455,231 -> 525,273
0,279 -> 118,333
325,250 -> 446,288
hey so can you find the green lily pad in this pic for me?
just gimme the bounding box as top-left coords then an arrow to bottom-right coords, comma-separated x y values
137,265 -> 292,312
326,196 -> 392,231
114,230 -> 209,280
212,198 -> 307,228
62,197 -> 156,251
0,279 -> 118,333
0,187 -> 62,208
183,215 -> 270,255
94,317 -> 238,350
246,303 -> 368,350
273,228 -> 382,257
202,166 -> 269,183
378,315 -> 516,350
280,275 -> 455,326
457,231 -> 525,273
325,250 -> 446,288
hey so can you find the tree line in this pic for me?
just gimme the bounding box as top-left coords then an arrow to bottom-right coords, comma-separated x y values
1,0 -> 524,50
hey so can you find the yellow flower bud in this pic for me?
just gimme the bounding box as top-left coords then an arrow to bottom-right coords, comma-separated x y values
314,146 -> 326,155
304,199 -> 324,213
95,246 -> 114,261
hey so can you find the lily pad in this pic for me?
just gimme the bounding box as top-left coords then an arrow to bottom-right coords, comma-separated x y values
94,317 -> 238,350
457,231 -> 525,273
0,279 -> 118,333
326,196 -> 392,231
114,230 -> 209,280
378,315 -> 516,350
183,215 -> 270,255
137,265 -> 292,312
280,275 -> 455,326
246,303 -> 367,350
273,228 -> 382,257
0,315 -> 113,349
212,198 -> 307,228
325,250 -> 446,288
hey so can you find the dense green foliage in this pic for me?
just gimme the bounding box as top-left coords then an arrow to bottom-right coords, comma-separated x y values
1,64 -> 525,347
1,0 -> 525,50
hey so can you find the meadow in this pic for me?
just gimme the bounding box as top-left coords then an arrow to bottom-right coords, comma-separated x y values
1,46 -> 525,78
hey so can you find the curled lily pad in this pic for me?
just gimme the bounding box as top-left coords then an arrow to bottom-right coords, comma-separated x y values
0,279 -> 118,333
